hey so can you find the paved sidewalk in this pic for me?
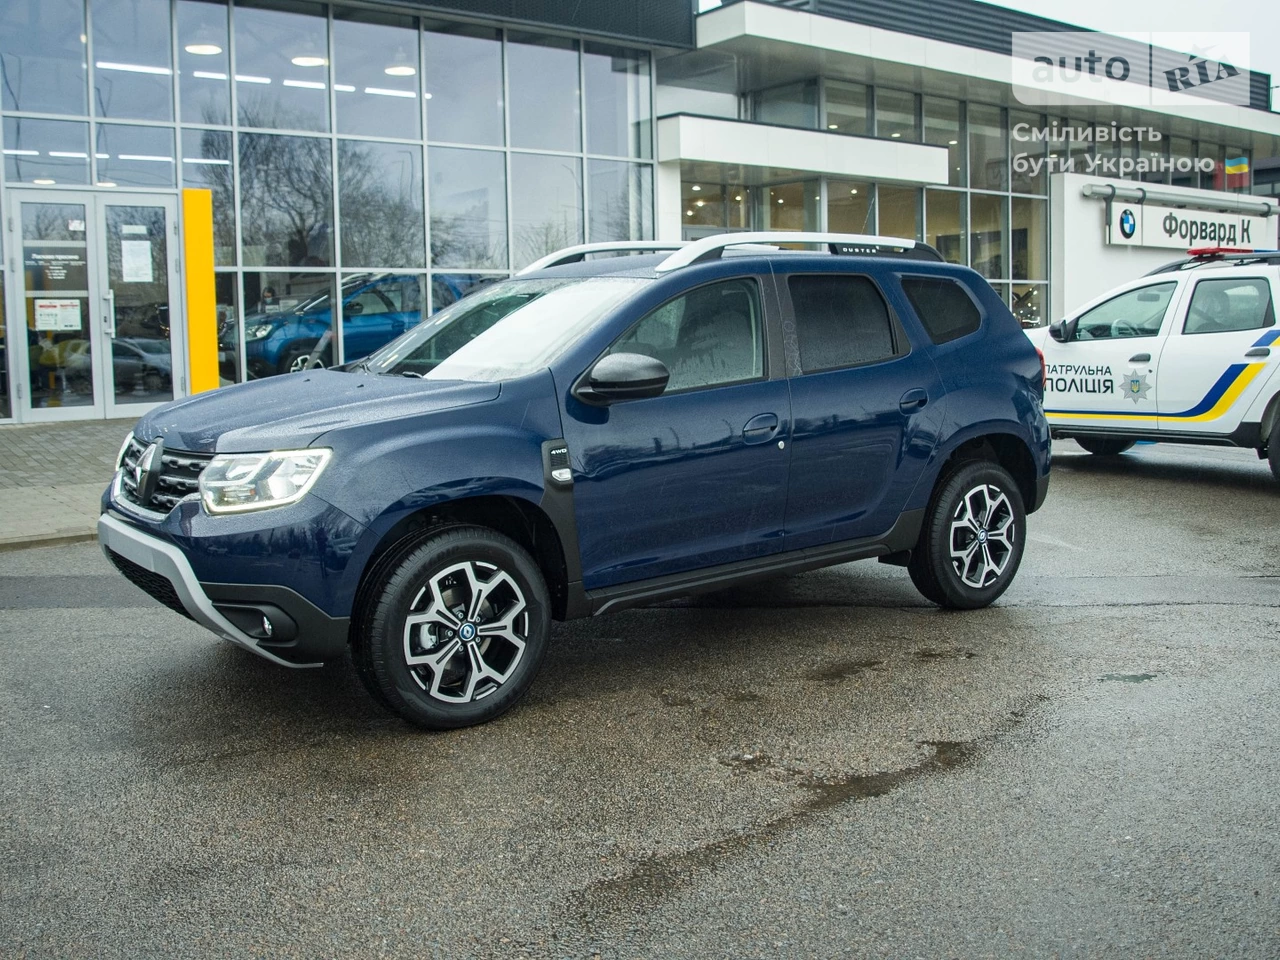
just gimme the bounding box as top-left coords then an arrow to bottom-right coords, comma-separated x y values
0,419 -> 135,550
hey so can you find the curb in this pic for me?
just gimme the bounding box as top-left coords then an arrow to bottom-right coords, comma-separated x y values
0,532 -> 99,553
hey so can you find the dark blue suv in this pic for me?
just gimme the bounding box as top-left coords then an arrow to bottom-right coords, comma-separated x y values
100,234 -> 1051,730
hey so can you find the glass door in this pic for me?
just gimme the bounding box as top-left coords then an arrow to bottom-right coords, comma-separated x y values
98,196 -> 180,419
12,191 -> 180,421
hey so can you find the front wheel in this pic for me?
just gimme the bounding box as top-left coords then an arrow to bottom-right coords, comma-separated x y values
909,460 -> 1027,610
354,526 -> 551,730
1075,436 -> 1135,456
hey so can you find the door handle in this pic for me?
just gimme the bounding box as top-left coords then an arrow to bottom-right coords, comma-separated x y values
899,388 -> 928,414
1129,352 -> 1151,362
742,412 -> 780,444
102,289 -> 116,338
1245,347 -> 1270,358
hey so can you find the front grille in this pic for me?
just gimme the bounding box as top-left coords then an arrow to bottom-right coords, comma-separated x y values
105,548 -> 194,620
119,436 -> 214,514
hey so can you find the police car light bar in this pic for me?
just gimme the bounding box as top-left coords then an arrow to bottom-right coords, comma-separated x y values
654,232 -> 943,272
1187,246 -> 1255,257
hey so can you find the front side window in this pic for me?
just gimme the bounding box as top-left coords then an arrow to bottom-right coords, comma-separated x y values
789,275 -> 897,373
1184,278 -> 1276,335
610,279 -> 764,392
364,277 -> 645,382
1073,283 -> 1177,340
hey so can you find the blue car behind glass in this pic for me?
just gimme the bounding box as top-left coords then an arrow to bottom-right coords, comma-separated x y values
101,233 -> 1051,730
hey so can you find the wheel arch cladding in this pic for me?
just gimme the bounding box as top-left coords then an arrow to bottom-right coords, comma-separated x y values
938,432 -> 1040,513
351,494 -> 572,640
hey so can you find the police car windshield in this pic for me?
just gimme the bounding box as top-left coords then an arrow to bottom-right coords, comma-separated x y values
361,277 -> 645,381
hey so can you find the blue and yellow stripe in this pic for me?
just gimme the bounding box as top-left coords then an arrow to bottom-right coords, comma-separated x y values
1046,361 -> 1266,423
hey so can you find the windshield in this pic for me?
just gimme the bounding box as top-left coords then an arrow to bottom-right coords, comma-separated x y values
361,277 -> 646,381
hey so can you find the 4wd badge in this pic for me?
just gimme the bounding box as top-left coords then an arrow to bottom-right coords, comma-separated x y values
1121,370 -> 1151,403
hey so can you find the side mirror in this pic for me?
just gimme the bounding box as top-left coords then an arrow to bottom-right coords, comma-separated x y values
1048,318 -> 1077,343
577,353 -> 669,405
344,300 -> 364,316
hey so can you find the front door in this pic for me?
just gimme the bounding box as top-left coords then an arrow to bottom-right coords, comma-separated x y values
10,191 -> 181,421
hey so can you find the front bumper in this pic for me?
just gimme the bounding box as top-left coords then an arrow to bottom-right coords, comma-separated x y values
99,512 -> 349,668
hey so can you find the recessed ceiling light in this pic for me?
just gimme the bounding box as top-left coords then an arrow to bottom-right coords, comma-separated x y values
850,188 -> 858,194
733,195 -> 742,201
185,43 -> 223,56
828,124 -> 838,129
948,139 -> 958,145
686,210 -> 693,216
891,132 -> 901,138
777,198 -> 784,204
384,65 -> 416,77
291,55 -> 327,68
691,184 -> 701,191
695,200 -> 705,207
34,178 -> 56,184
96,180 -> 117,187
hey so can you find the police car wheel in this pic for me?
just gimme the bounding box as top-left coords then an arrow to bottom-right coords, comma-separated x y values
1269,442 -> 1280,483
1075,437 -> 1135,456
909,460 -> 1026,610
354,526 -> 551,730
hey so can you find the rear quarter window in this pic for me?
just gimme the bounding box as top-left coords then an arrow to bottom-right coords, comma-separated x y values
900,276 -> 982,344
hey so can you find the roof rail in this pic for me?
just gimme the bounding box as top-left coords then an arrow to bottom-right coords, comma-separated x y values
654,232 -> 943,273
1145,248 -> 1280,275
517,241 -> 686,275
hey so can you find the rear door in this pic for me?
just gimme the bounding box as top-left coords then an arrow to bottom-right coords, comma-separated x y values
1154,271 -> 1278,435
780,269 -> 943,549
1042,280 -> 1180,431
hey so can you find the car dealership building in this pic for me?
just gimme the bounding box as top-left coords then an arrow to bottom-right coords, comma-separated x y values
2,0 -> 1278,423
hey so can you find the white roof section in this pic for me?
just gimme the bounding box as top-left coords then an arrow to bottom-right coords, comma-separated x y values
657,114 -> 950,185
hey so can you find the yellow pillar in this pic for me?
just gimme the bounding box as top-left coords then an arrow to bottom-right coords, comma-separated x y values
182,188 -> 218,394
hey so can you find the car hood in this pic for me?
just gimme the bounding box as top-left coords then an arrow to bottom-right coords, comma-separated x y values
134,370 -> 501,453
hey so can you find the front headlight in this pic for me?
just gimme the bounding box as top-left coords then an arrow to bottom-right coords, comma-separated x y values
245,323 -> 275,341
199,449 -> 332,514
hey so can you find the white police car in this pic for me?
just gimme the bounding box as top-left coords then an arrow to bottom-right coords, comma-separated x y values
1026,248 -> 1280,481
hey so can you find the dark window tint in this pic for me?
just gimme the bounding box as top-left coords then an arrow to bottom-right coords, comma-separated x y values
789,275 -> 895,373
1184,278 -> 1275,335
900,276 -> 982,344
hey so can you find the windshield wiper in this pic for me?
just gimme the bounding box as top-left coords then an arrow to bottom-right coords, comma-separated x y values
400,370 -> 425,378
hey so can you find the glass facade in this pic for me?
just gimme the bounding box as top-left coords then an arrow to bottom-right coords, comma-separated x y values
0,0 -> 656,391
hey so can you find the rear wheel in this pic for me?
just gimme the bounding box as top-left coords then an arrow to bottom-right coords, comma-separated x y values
354,526 -> 551,730
1269,442 -> 1280,483
1075,436 -> 1135,456
909,460 -> 1026,610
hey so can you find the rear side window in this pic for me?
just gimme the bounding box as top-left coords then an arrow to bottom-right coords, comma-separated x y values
1184,277 -> 1276,335
788,275 -> 896,373
900,276 -> 982,344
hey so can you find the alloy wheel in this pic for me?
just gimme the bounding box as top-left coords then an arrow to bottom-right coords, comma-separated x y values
948,483 -> 1016,589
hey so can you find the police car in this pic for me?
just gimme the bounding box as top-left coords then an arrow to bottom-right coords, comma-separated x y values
1027,247 -> 1280,482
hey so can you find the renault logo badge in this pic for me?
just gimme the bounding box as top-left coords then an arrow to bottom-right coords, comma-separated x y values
134,439 -> 164,504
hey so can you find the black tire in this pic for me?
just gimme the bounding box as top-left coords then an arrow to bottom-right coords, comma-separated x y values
909,460 -> 1027,610
1075,436 -> 1135,456
353,526 -> 551,730
1269,442 -> 1280,484
277,341 -> 328,375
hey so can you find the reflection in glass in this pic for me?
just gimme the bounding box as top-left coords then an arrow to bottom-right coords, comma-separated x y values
105,205 -> 173,404
924,97 -> 964,187
241,272 -> 334,378
92,0 -> 173,121
682,181 -> 725,232
926,188 -> 966,265
968,103 -> 1007,191
1011,197 -> 1046,281
214,272 -> 241,384
334,10 -> 420,139
423,21 -> 503,146
878,185 -> 921,241
177,0 -> 231,124
754,81 -> 818,129
969,193 -> 1006,279
825,81 -> 868,135
340,273 -> 425,362
181,129 -> 236,265
22,203 -> 93,408
1011,284 -> 1046,328
2,117 -> 90,185
510,152 -> 583,269
1170,137 -> 1197,188
1010,111 -> 1045,194
508,34 -> 580,152
0,0 -> 87,115
96,124 -> 176,187
428,146 -> 507,269
0,274 -> 7,418
827,179 -> 872,234
339,141 -> 424,268
758,181 -> 819,232
875,89 -> 919,141
584,44 -> 651,159
234,1 -> 329,132
432,274 -> 499,312
589,161 -> 652,243
239,132 -> 333,267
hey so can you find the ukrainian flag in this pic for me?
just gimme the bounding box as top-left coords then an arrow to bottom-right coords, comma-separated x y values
1225,157 -> 1250,175
1225,156 -> 1250,189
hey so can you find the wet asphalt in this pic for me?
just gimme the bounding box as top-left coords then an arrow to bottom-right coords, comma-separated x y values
1,440 -> 1278,958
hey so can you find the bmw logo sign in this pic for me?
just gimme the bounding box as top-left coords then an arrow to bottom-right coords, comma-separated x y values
459,622 -> 477,641
1118,208 -> 1137,239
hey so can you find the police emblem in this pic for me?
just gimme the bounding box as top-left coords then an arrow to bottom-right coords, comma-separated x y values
1120,369 -> 1151,403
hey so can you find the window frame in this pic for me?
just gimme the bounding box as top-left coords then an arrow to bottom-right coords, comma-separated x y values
897,272 -> 986,346
1181,275 -> 1277,336
598,275 -> 772,398
781,270 -> 910,376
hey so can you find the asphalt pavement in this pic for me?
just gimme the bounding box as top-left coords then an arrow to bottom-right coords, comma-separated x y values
1,440 -> 1277,958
